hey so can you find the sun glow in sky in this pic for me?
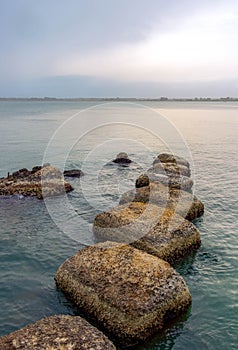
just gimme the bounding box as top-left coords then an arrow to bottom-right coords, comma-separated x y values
54,9 -> 238,82
0,0 -> 238,97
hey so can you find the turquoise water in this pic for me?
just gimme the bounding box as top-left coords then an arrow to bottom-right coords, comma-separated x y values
0,101 -> 237,349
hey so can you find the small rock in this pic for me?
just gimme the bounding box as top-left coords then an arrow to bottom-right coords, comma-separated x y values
0,315 -> 116,350
112,152 -> 132,164
135,174 -> 150,188
55,243 -> 192,347
63,169 -> 84,178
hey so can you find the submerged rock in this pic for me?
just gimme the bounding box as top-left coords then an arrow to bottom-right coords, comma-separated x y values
55,242 -> 192,347
63,169 -> 84,178
93,202 -> 201,264
120,182 -> 204,221
112,152 -> 132,164
0,315 -> 116,350
0,165 -> 73,199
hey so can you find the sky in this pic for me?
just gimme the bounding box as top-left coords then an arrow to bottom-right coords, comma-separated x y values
0,0 -> 238,98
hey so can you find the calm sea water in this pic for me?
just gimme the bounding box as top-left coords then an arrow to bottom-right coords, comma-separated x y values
0,101 -> 237,349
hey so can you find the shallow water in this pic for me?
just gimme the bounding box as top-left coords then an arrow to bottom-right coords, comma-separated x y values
0,101 -> 237,349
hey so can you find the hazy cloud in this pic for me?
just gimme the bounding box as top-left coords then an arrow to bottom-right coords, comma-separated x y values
0,0 -> 237,96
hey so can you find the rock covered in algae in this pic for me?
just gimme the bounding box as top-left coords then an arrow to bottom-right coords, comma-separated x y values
120,182 -> 204,222
0,165 -> 73,199
0,315 -> 116,350
55,242 -> 192,346
93,202 -> 201,264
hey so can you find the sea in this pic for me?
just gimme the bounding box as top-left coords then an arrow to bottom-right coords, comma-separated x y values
0,100 -> 237,349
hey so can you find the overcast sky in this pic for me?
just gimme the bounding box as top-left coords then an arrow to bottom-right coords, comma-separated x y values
0,0 -> 238,97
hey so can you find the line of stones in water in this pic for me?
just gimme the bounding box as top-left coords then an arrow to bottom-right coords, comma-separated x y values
0,153 -> 204,349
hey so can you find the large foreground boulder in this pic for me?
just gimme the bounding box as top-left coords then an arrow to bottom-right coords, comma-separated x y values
0,315 -> 116,350
120,182 -> 204,221
93,202 -> 201,264
55,243 -> 192,347
0,165 -> 73,199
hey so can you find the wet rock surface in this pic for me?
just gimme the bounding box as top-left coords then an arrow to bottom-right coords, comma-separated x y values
0,165 -> 73,199
155,153 -> 190,168
55,243 -> 192,347
0,315 -> 116,350
120,182 -> 204,221
112,152 -> 132,164
93,202 -> 201,264
63,169 -> 84,178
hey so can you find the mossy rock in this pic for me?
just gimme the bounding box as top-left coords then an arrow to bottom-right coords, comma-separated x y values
93,202 -> 201,264
0,315 -> 116,349
55,243 -> 192,347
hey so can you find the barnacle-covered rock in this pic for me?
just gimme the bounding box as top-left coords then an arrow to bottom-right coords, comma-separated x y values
0,315 -> 116,350
0,165 -> 73,199
93,202 -> 201,264
55,243 -> 192,346
120,182 -> 204,221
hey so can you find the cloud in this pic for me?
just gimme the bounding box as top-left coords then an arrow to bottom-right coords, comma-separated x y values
0,0 -> 238,96
52,7 -> 238,82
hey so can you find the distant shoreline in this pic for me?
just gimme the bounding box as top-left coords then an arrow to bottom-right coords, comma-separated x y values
0,97 -> 238,102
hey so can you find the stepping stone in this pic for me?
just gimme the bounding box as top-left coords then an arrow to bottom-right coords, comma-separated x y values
93,202 -> 201,264
55,243 -> 192,347
120,182 -> 204,221
0,315 -> 116,350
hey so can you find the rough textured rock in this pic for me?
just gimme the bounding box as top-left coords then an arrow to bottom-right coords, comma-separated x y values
0,165 -> 73,199
120,183 -> 204,221
155,153 -> 190,168
63,169 -> 84,178
112,152 -> 132,164
152,161 -> 191,177
55,243 -> 192,347
135,173 -> 150,188
135,171 -> 193,192
93,202 -> 201,264
0,315 -> 116,350
135,153 -> 193,192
